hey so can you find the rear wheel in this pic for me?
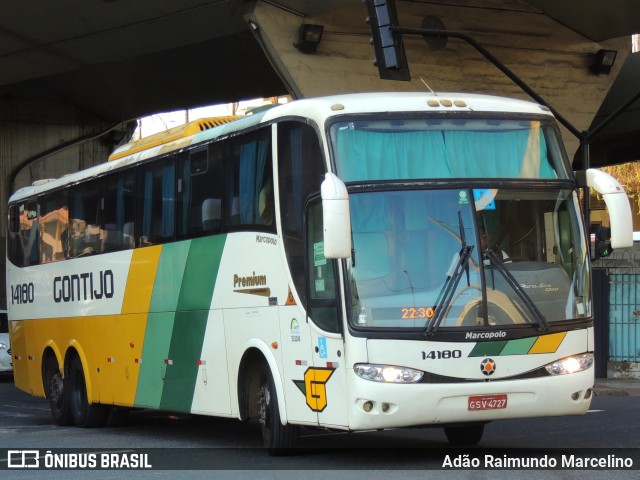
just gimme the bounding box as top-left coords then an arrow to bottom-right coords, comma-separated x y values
44,355 -> 73,426
258,367 -> 299,455
444,424 -> 484,446
69,355 -> 106,427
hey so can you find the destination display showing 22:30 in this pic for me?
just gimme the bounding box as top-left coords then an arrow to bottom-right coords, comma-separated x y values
401,306 -> 435,319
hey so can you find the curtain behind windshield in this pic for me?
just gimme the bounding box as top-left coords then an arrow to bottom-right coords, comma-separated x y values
335,121 -> 557,181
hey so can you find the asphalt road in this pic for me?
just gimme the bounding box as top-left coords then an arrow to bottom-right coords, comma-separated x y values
1,373 -> 638,479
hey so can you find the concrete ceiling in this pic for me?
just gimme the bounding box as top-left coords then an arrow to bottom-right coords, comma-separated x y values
524,0 -> 640,42
0,0 -> 292,121
1,0 -> 640,165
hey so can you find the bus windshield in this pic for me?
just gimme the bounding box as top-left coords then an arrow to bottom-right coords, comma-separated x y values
330,117 -> 569,181
346,187 -> 590,331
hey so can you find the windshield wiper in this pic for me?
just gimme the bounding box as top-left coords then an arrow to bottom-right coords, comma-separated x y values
424,245 -> 474,336
484,250 -> 549,331
424,211 -> 472,336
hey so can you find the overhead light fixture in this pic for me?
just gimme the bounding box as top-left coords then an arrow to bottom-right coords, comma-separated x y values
591,49 -> 617,75
295,24 -> 324,54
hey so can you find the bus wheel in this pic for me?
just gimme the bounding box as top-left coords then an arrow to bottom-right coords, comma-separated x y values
444,424 -> 484,446
44,355 -> 73,426
258,368 -> 299,455
69,355 -> 106,428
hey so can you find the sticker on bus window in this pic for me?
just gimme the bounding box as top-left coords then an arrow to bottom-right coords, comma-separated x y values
457,191 -> 469,205
474,189 -> 497,210
314,242 -> 326,266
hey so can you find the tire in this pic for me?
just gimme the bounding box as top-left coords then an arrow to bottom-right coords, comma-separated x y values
44,355 -> 73,426
259,367 -> 299,455
444,424 -> 485,446
69,355 -> 106,428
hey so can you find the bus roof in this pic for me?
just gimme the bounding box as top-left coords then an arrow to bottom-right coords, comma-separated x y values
9,92 -> 553,203
261,92 -> 552,125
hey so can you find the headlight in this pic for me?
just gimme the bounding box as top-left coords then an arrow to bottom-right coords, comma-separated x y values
354,363 -> 424,383
545,353 -> 594,375
0,342 -> 7,350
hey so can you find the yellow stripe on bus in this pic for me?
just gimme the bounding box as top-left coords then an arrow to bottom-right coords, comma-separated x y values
122,246 -> 162,314
528,332 -> 567,354
88,313 -> 148,406
96,246 -> 163,405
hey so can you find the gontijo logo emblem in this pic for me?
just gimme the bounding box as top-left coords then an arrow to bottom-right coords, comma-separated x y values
293,367 -> 335,412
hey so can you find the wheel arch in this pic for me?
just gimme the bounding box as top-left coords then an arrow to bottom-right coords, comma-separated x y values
236,340 -> 287,424
40,341 -> 64,396
62,340 -> 97,405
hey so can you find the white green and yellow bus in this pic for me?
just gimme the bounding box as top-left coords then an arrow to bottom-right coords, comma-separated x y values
6,92 -> 633,454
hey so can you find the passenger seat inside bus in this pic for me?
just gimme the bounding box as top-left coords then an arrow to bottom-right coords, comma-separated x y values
123,222 -> 134,248
202,198 -> 222,231
101,224 -> 120,252
101,223 -> 134,252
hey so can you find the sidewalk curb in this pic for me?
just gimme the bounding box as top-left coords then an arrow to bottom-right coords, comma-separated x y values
593,382 -> 640,397
593,387 -> 630,396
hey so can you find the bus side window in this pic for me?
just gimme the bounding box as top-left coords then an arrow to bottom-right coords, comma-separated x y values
223,128 -> 274,231
7,204 -> 20,266
69,179 -> 101,257
178,145 -> 223,237
39,190 -> 68,263
102,170 -> 135,252
7,200 -> 40,267
306,199 -> 340,333
137,157 -> 175,246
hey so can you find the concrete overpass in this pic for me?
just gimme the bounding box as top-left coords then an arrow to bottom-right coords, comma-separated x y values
1,0 -> 639,304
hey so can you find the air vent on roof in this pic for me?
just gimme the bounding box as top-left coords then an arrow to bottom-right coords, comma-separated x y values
108,116 -> 241,161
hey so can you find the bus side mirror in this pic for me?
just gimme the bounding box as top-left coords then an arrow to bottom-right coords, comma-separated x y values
321,172 -> 352,259
579,168 -> 633,250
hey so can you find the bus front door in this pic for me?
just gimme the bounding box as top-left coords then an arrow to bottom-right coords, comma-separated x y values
305,199 -> 349,428
308,324 -> 348,430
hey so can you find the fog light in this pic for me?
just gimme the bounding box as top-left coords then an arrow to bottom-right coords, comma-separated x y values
381,403 -> 389,413
571,392 -> 580,401
363,401 -> 373,412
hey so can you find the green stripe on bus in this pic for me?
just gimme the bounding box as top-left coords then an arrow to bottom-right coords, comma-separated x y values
176,235 -> 226,312
500,337 -> 538,356
135,242 -> 190,408
149,242 -> 191,313
135,311 -> 176,408
159,310 -> 209,412
159,235 -> 226,412
468,340 -> 508,357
